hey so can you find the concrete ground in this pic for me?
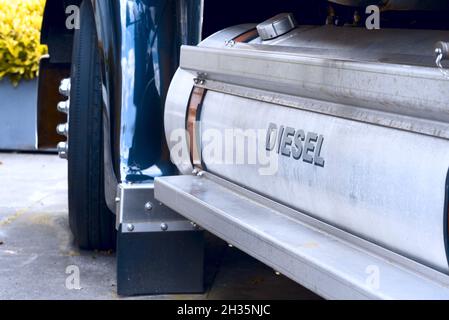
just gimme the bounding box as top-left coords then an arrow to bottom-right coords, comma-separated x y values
0,153 -> 320,300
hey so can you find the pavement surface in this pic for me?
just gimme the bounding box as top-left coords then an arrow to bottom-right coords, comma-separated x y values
0,153 -> 320,300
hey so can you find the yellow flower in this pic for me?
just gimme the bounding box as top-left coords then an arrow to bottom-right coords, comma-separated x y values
0,0 -> 48,85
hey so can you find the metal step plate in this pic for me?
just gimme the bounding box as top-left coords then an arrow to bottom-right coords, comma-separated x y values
155,173 -> 449,300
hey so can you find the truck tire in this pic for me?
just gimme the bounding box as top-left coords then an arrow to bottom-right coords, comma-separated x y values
68,0 -> 116,250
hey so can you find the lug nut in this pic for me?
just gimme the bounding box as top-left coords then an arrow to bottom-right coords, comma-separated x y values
59,78 -> 71,97
57,142 -> 68,159
57,100 -> 70,114
56,123 -> 69,137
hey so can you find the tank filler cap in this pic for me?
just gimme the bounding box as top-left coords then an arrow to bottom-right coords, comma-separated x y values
257,13 -> 297,41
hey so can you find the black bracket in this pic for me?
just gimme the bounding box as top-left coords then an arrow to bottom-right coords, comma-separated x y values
115,183 -> 204,296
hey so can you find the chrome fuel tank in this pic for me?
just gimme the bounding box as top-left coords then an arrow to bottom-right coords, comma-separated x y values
164,23 -> 449,272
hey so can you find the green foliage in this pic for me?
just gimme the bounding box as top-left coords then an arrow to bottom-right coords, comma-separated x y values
0,0 -> 47,86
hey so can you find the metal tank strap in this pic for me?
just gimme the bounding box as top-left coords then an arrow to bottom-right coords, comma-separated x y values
185,28 -> 259,169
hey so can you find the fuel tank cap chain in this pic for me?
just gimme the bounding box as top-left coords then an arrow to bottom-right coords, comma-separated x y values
256,13 -> 297,41
435,41 -> 449,79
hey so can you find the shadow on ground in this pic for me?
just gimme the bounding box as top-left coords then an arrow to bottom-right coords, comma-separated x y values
0,153 -> 320,300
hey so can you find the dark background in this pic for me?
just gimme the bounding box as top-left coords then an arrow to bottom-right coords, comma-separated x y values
202,0 -> 449,37
202,0 -> 328,37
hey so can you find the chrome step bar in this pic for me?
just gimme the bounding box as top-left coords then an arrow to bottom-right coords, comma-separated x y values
155,173 -> 449,300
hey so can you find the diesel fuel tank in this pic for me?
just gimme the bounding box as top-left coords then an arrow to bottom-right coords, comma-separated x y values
164,18 -> 449,273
